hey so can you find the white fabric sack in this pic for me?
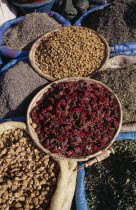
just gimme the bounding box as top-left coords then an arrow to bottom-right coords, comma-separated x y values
105,55 -> 136,69
0,0 -> 16,26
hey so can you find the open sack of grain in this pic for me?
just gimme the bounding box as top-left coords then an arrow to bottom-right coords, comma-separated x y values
0,121 -> 77,210
76,137 -> 136,210
0,12 -> 71,60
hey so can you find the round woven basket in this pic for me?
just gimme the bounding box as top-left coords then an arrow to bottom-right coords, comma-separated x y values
27,77 -> 123,162
29,26 -> 110,81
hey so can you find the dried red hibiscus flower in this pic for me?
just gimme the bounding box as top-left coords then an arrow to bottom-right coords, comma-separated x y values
30,80 -> 120,158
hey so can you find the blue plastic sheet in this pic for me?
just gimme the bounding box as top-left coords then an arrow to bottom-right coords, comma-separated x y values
110,42 -> 136,57
110,42 -> 136,53
76,133 -> 136,210
110,50 -> 136,57
116,132 -> 136,141
90,0 -> 111,4
0,117 -> 26,124
0,57 -> 3,67
76,162 -> 89,210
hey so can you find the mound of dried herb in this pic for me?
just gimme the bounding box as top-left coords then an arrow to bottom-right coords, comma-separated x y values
85,140 -> 136,210
92,65 -> 136,124
82,0 -> 136,45
30,80 -> 120,158
2,13 -> 62,51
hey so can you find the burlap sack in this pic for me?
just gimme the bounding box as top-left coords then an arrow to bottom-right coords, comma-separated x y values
121,123 -> 136,133
0,121 -> 77,210
104,55 -> 136,69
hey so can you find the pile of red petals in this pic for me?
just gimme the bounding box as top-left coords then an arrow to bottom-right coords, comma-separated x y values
30,80 -> 120,158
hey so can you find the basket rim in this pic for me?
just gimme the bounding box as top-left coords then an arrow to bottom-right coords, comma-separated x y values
29,26 -> 110,81
27,77 -> 123,162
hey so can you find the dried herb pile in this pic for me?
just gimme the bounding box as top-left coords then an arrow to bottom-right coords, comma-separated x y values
0,61 -> 47,119
30,80 -> 120,158
82,0 -> 136,45
0,128 -> 59,209
92,65 -> 136,124
85,140 -> 136,210
2,13 -> 62,51
35,26 -> 106,79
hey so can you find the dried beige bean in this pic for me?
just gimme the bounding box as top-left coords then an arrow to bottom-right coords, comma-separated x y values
50,172 -> 55,177
24,204 -> 30,209
15,202 -> 22,208
0,148 -> 7,156
37,185 -> 42,190
19,197 -> 25,201
0,128 -> 59,209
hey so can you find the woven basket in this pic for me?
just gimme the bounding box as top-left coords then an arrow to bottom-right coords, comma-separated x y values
0,121 -> 77,210
27,77 -> 123,162
29,26 -> 110,81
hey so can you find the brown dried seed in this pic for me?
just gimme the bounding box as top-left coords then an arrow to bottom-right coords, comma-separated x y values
35,27 -> 106,79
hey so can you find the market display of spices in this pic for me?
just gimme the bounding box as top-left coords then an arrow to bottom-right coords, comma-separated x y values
30,79 -> 121,158
85,140 -> 136,210
33,26 -> 108,79
0,128 -> 59,209
92,65 -> 136,124
2,13 -> 62,51
0,0 -> 136,209
82,0 -> 136,45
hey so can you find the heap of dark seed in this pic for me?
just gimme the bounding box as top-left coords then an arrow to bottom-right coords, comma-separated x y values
0,61 -> 47,118
85,140 -> 136,210
83,0 -> 136,45
2,13 -> 62,51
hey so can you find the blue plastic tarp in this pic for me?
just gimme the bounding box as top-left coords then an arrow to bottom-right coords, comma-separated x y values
0,117 -> 26,123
